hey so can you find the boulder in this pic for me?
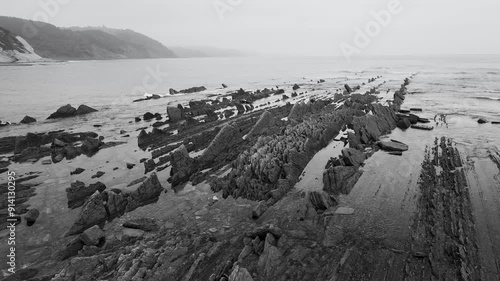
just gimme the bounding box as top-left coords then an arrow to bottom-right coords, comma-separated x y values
378,140 -> 409,152
81,137 -> 102,153
67,191 -> 108,236
169,88 -> 178,95
25,208 -> 40,226
167,106 -> 183,123
70,168 -> 85,175
91,171 -> 105,179
478,118 -> 488,124
222,83 -> 228,88
75,105 -> 98,115
292,84 -> 300,90
79,225 -> 104,246
397,118 -> 412,130
47,104 -> 77,119
179,86 -> 207,94
143,112 -> 155,121
20,115 -> 36,124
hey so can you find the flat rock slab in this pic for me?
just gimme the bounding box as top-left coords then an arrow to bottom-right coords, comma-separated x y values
411,124 -> 434,131
379,141 -> 409,152
335,207 -> 355,215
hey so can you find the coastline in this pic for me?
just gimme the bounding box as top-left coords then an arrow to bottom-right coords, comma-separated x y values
0,71 -> 499,280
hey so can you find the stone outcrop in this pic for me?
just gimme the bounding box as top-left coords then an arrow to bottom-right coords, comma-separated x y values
66,181 -> 106,209
170,145 -> 197,187
47,104 -> 97,119
323,165 -> 363,195
245,111 -> 276,139
20,115 -> 37,124
66,173 -> 163,236
199,124 -> 242,164
66,191 -> 108,236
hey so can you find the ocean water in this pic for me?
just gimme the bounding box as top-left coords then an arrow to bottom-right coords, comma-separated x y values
1,55 -> 499,135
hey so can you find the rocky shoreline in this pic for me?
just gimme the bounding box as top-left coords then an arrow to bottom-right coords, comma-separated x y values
0,74 -> 493,281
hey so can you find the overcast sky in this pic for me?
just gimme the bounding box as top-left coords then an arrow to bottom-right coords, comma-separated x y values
2,0 -> 500,56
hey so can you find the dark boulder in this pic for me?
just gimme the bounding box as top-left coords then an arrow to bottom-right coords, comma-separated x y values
222,83 -> 228,88
91,171 -> 105,179
81,137 -> 102,153
20,115 -> 37,124
397,118 -> 412,130
70,168 -> 85,175
47,104 -> 77,119
478,118 -> 488,124
292,84 -> 300,90
143,112 -> 155,121
75,105 -> 98,115
179,86 -> 207,94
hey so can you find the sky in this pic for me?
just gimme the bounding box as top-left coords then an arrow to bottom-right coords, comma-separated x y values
2,0 -> 500,57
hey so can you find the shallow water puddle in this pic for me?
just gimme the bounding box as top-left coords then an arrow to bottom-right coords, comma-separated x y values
295,139 -> 346,192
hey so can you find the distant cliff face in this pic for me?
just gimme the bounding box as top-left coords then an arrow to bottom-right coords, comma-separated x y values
0,27 -> 42,63
0,16 -> 176,61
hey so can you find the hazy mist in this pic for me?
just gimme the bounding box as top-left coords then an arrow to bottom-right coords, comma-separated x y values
2,0 -> 500,57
